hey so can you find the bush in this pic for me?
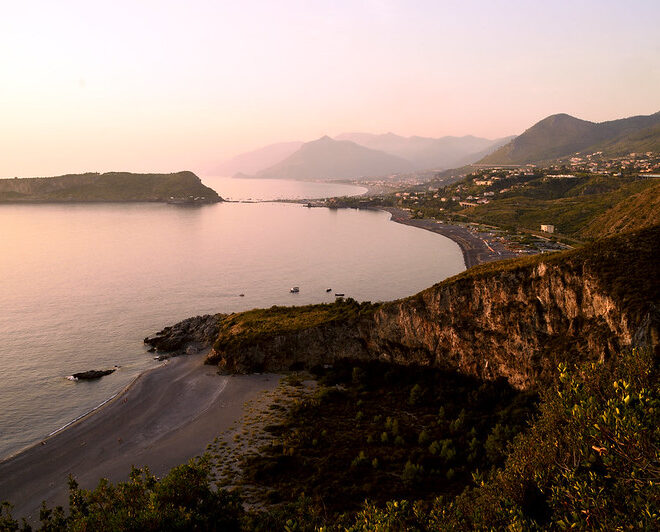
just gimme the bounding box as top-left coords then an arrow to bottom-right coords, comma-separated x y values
402,461 -> 424,486
15,456 -> 244,531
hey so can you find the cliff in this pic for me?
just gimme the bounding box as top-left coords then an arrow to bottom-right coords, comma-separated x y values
151,226 -> 659,390
0,171 -> 222,203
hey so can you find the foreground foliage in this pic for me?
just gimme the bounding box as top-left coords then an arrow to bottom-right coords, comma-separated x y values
2,350 -> 657,531
242,360 -> 537,528
0,458 -> 243,531
343,348 -> 660,530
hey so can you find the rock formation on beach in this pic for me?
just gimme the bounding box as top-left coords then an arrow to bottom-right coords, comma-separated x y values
144,314 -> 223,354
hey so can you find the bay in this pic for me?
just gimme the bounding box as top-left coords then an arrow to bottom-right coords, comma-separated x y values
0,178 -> 463,459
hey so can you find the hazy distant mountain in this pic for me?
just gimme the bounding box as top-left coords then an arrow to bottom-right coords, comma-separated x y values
335,132 -> 514,170
255,136 -> 415,180
213,141 -> 303,176
481,111 -> 660,165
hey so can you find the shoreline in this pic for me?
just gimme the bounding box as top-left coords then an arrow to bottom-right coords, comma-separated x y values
380,207 -> 519,268
0,352 -> 280,522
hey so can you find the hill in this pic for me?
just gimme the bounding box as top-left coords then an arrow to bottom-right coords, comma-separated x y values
481,111 -> 660,165
336,132 -> 513,170
255,136 -> 415,180
579,178 -> 660,237
211,141 -> 303,176
0,171 -> 221,203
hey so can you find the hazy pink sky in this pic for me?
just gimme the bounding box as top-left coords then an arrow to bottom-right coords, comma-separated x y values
1,0 -> 659,177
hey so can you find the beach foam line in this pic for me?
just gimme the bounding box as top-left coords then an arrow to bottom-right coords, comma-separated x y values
48,391 -> 121,437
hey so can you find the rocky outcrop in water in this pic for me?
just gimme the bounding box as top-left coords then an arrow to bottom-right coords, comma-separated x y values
70,369 -> 115,380
203,226 -> 659,390
144,314 -> 223,354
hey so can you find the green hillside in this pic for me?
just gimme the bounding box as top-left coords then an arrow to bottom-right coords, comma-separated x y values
481,111 -> 660,165
0,171 -> 221,202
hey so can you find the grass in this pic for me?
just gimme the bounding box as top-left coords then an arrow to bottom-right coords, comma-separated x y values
210,298 -> 379,355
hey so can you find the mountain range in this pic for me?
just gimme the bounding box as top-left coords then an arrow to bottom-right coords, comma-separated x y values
254,136 -> 415,180
211,110 -> 660,181
216,133 -> 510,181
481,111 -> 660,165
335,132 -> 513,170
212,141 -> 303,176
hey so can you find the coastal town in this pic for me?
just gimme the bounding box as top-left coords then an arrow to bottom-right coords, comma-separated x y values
305,151 -> 660,259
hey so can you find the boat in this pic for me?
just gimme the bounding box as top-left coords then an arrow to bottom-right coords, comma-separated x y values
290,286 -> 300,293
334,293 -> 345,297
326,288 -> 332,292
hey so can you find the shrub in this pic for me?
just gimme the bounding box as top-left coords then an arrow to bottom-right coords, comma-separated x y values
402,461 -> 424,486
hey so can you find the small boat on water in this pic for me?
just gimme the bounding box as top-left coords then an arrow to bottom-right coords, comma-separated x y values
335,293 -> 345,297
326,288 -> 332,292
290,286 -> 300,293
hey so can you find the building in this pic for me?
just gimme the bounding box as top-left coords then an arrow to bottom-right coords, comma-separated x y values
541,224 -> 555,233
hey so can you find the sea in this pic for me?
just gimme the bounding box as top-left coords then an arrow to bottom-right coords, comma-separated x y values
0,176 -> 464,459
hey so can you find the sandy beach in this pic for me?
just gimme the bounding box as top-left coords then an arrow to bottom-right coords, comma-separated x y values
0,353 -> 279,521
382,207 -> 519,268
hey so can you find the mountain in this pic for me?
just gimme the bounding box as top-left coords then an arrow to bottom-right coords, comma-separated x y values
336,132 -> 514,170
481,111 -> 660,165
0,171 -> 222,203
212,141 -> 303,176
255,136 -> 415,180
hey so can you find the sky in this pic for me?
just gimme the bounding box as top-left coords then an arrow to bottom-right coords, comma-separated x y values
1,0 -> 659,177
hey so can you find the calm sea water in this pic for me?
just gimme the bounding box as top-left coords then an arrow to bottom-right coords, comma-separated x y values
0,177 -> 463,459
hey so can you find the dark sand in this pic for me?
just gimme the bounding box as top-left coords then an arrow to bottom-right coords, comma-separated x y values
382,207 -> 519,268
0,353 -> 279,521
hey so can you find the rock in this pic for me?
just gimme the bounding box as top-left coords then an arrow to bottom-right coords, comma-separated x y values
144,314 -> 223,353
70,369 -> 115,380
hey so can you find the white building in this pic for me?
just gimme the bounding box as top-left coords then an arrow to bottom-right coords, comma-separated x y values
541,224 -> 555,233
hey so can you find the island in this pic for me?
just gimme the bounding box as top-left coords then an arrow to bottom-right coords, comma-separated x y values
0,171 -> 222,203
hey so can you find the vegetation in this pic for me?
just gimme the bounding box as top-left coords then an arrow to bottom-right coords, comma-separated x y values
5,349 -> 656,530
416,223 -> 660,324
0,457 -> 244,531
241,360 -> 538,527
210,298 -> 379,355
461,176 -> 658,237
0,172 -> 221,202
401,170 -> 659,238
480,111 -> 660,165
343,348 -> 660,530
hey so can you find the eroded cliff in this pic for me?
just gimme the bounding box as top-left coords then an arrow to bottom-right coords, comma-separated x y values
153,225 -> 659,390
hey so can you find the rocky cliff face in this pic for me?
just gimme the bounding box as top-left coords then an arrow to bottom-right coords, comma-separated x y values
162,226 -> 659,390
363,261 -> 653,389
144,314 -> 223,354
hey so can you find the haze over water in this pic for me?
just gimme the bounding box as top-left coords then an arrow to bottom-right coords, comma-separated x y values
0,178 -> 464,459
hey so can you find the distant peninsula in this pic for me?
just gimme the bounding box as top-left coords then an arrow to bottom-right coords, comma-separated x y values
0,171 -> 222,203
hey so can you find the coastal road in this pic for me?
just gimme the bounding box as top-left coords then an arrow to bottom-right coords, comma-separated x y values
0,354 -> 279,522
382,208 -> 518,268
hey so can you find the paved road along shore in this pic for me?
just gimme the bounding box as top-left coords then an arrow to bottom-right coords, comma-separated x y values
0,354 -> 279,522
382,207 -> 519,268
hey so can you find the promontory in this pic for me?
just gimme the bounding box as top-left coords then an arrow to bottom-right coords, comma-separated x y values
0,171 -> 221,203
